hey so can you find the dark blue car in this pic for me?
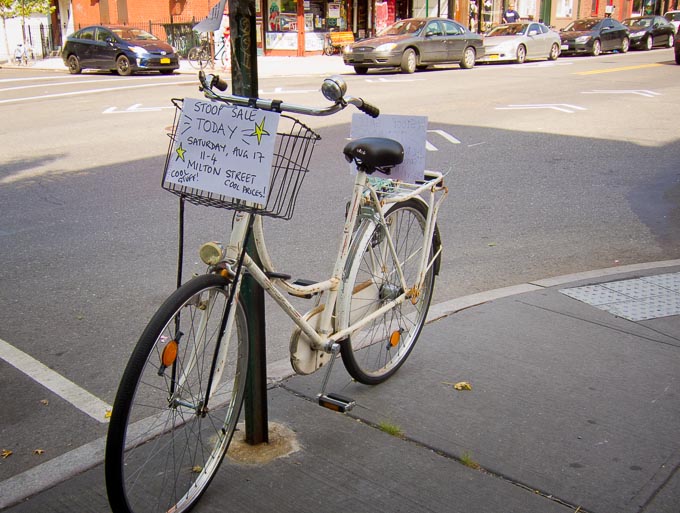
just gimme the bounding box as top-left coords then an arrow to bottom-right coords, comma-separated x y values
62,25 -> 179,76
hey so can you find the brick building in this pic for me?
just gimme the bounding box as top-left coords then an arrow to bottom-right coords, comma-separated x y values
50,0 -> 679,58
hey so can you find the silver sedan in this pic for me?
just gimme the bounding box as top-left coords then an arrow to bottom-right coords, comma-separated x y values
479,22 -> 561,64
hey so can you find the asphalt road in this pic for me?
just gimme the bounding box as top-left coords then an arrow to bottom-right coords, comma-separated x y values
1,49 -> 679,484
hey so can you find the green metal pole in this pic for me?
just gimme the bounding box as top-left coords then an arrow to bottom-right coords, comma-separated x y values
228,0 -> 268,446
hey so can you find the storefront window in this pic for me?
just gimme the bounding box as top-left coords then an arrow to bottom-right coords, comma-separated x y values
268,0 -> 298,32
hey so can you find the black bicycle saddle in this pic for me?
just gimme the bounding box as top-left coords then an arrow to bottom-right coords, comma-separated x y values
343,137 -> 404,174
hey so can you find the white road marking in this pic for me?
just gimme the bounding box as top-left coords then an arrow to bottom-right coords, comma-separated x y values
0,76 -> 152,92
496,103 -> 587,113
103,103 -> 175,113
0,80 -> 195,105
0,337 -> 111,423
582,89 -> 661,98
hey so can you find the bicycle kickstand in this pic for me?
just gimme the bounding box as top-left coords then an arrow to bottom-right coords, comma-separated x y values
317,343 -> 356,413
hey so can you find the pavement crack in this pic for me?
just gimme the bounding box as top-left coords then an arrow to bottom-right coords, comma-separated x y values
278,383 -> 591,513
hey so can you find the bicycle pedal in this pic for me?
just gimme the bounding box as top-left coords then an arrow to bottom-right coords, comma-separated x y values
318,393 -> 355,413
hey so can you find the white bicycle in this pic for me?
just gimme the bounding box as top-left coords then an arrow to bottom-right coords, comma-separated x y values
105,71 -> 448,513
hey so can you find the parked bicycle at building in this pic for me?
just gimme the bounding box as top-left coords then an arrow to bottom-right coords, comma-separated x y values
187,33 -> 230,70
105,71 -> 447,513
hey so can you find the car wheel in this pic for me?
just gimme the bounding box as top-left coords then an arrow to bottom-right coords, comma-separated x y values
116,55 -> 133,76
400,48 -> 417,74
621,37 -> 629,53
67,55 -> 82,74
515,44 -> 527,64
548,43 -> 560,60
645,35 -> 653,50
354,66 -> 368,75
460,46 -> 476,69
676,44 -> 680,64
667,33 -> 675,48
591,39 -> 601,56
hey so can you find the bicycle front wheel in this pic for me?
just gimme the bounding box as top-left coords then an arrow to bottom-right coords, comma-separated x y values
337,199 -> 436,385
105,273 -> 249,513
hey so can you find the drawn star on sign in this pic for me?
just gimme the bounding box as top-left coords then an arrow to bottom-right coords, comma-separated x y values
251,118 -> 270,145
175,142 -> 186,161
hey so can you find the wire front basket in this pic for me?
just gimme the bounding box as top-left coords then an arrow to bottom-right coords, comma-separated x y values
162,100 -> 320,221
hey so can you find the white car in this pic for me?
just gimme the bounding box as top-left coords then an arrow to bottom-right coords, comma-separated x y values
479,22 -> 561,64
665,10 -> 680,33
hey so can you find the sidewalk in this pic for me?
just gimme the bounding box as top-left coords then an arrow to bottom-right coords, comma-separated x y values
0,54 -> 349,78
2,260 -> 679,513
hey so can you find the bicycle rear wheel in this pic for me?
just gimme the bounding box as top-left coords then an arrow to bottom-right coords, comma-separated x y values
105,273 -> 249,513
187,46 -> 208,70
337,199 -> 436,385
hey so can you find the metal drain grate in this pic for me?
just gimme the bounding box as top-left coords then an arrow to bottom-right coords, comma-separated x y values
560,272 -> 680,321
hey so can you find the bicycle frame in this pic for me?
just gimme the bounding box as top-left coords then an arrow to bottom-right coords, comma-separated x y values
219,168 -> 447,361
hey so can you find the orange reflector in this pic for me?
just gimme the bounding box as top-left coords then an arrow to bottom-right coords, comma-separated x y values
389,331 -> 400,347
161,340 -> 178,367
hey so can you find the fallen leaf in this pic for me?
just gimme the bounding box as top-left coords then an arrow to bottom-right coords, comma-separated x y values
33,449 -> 45,456
191,465 -> 203,473
104,410 -> 112,419
40,399 -> 49,406
2,449 -> 13,459
487,242 -> 497,247
442,381 -> 473,391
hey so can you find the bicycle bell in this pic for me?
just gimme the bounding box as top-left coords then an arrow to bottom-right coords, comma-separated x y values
321,75 -> 347,102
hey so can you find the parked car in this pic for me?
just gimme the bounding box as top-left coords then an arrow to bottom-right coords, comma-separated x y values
676,29 -> 680,64
343,17 -> 484,74
559,17 -> 630,56
62,25 -> 179,76
478,21 -> 560,63
622,15 -> 675,50
664,10 -> 680,33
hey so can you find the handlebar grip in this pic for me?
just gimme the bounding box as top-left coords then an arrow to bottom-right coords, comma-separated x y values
213,75 -> 229,92
358,100 -> 380,118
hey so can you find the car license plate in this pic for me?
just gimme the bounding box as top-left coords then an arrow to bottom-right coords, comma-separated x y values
560,44 -> 569,50
160,58 -> 171,64
488,54 -> 499,60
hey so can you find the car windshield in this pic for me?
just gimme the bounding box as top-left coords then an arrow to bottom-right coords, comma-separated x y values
111,28 -> 159,41
665,12 -> 680,21
564,19 -> 599,31
378,19 -> 426,36
486,23 -> 527,36
622,17 -> 652,27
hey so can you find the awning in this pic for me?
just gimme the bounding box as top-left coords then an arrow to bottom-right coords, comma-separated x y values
193,0 -> 227,33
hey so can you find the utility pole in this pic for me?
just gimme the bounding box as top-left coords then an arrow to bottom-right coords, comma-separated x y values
228,0 -> 269,446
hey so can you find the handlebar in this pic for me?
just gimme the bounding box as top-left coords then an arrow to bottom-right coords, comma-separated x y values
198,71 -> 380,118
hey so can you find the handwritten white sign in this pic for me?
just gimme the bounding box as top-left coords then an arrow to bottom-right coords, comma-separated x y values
164,98 -> 280,205
350,113 -> 427,183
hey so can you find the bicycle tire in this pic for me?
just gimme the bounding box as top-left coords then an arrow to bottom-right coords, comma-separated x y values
337,199 -> 436,385
220,42 -> 231,69
187,46 -> 206,70
105,273 -> 249,513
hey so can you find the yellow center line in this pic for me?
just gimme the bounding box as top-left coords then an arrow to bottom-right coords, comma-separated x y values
576,63 -> 663,75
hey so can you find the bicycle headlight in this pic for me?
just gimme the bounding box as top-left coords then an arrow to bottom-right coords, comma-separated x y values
199,241 -> 225,265
322,76 -> 347,102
